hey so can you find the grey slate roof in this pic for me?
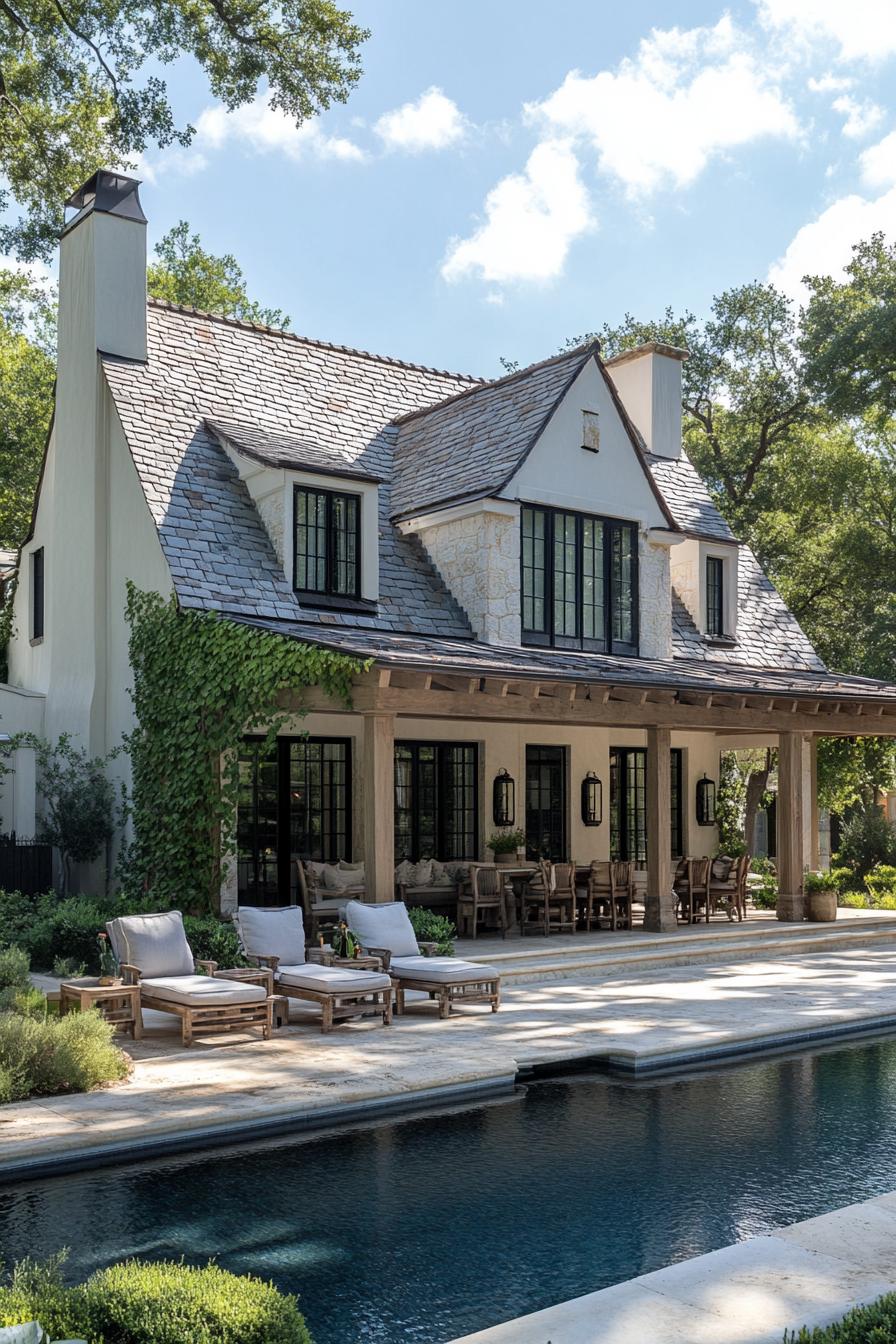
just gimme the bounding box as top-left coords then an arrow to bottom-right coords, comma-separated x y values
234,616 -> 896,702
390,345 -> 595,519
647,450 -> 736,542
205,418 -> 384,482
102,302 -> 479,636
671,548 -> 826,672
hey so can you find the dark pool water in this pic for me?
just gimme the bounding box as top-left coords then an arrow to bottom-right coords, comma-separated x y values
6,1039 -> 896,1343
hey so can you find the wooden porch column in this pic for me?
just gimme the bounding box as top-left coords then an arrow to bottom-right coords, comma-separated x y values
644,725 -> 675,932
777,730 -> 806,920
808,734 -> 820,871
363,712 -> 395,903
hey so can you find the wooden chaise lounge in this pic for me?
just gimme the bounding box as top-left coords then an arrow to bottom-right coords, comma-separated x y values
106,910 -> 272,1046
345,899 -> 501,1019
234,905 -> 394,1032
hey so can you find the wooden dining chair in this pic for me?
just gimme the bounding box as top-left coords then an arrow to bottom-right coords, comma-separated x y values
458,864 -> 508,939
611,861 -> 635,930
585,860 -> 615,931
548,862 -> 578,935
679,857 -> 711,924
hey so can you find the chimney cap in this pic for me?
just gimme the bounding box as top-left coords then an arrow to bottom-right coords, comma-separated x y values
603,341 -> 689,368
63,170 -> 146,229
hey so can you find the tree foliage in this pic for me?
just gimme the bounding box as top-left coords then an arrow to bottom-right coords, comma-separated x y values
0,0 -> 368,260
0,269 -> 55,548
147,220 -> 290,327
122,584 -> 366,912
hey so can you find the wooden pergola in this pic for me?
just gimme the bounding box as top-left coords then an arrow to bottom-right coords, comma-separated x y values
301,662 -> 896,928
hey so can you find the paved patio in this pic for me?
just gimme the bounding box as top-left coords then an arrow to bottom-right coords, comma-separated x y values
11,924 -> 896,1180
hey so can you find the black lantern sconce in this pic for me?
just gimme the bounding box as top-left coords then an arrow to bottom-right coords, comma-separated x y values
696,774 -> 717,826
493,768 -> 516,827
581,771 -> 603,826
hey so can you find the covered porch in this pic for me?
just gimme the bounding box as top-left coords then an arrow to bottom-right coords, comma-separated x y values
232,630 -> 896,931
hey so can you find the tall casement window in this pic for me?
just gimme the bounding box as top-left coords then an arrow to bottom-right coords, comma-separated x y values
237,736 -> 351,906
610,747 -> 683,864
521,506 -> 638,654
293,485 -> 360,598
31,547 -> 44,641
394,742 -> 478,862
706,555 -> 724,637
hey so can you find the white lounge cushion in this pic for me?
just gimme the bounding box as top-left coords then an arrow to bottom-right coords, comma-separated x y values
140,975 -> 266,1007
276,963 -> 391,994
390,956 -> 499,985
108,911 -> 195,979
345,899 -> 419,957
236,906 -> 305,965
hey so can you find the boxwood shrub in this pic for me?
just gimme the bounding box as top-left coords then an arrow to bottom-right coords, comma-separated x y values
0,1005 -> 129,1103
0,1257 -> 313,1344
785,1290 -> 896,1341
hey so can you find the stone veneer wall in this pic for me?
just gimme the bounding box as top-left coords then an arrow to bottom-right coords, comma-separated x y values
417,508 -> 521,645
638,534 -> 673,660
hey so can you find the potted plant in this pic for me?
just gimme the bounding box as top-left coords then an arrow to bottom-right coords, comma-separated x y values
804,870 -> 838,922
96,931 -> 121,985
488,829 -> 526,867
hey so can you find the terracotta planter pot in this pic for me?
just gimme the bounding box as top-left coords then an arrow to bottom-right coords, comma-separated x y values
493,853 -> 516,867
807,890 -> 837,922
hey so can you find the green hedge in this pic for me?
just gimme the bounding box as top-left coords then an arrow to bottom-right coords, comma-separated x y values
785,1290 -> 896,1341
0,1256 -> 313,1344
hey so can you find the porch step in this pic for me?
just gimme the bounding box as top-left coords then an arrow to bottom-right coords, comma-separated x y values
461,916 -> 896,984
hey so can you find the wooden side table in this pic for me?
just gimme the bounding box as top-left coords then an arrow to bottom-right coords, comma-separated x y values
59,978 -> 142,1040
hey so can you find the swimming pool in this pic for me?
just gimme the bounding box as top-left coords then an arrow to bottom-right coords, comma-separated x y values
5,1037 -> 896,1344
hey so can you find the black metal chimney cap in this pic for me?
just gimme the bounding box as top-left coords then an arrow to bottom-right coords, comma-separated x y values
64,170 -> 147,225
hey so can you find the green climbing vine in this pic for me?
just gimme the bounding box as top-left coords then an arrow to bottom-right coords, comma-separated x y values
121,584 -> 368,913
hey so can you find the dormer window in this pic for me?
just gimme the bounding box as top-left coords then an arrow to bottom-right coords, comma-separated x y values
706,555 -> 724,637
521,505 -> 638,655
294,485 -> 360,599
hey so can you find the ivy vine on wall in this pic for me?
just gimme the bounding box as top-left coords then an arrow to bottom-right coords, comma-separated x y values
121,584 -> 368,913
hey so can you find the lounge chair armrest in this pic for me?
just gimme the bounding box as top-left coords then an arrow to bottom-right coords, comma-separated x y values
195,958 -> 218,974
247,953 -> 280,973
361,944 -> 392,970
417,941 -> 438,957
119,962 -> 141,985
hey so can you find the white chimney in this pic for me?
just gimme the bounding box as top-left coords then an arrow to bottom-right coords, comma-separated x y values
605,342 -> 687,460
59,170 -> 147,364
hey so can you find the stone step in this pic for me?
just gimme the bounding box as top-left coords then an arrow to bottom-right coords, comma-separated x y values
463,917 -> 896,983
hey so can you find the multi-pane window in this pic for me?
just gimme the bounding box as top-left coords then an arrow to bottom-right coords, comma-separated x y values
394,742 -> 478,862
237,736 -> 351,906
31,547 -> 44,640
525,745 -> 567,860
610,747 -> 683,864
293,486 -> 360,598
706,555 -> 724,637
521,506 -> 638,654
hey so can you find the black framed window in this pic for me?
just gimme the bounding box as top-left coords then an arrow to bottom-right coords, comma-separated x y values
610,747 -> 683,864
31,547 -> 44,640
293,486 -> 360,598
394,742 -> 478,862
706,555 -> 724,637
237,735 -> 351,906
521,506 -> 637,654
525,744 -> 567,860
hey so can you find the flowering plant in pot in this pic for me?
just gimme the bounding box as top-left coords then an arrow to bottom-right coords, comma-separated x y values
96,931 -> 120,985
488,829 -> 526,866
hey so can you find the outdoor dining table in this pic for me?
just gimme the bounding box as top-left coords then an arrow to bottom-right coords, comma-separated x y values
495,865 -> 539,933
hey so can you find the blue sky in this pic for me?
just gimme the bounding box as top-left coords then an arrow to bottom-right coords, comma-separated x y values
132,0 -> 896,376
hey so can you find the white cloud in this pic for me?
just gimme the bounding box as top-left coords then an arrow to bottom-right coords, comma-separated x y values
526,17 -> 799,197
195,98 -> 364,163
441,139 -> 593,285
860,130 -> 896,189
758,0 -> 896,62
807,73 -> 853,93
832,95 -> 884,139
374,87 -> 467,152
769,184 -> 896,303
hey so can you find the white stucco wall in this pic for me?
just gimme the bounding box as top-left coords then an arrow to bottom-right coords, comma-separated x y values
639,536 -> 673,660
414,504 -> 521,645
605,348 -> 683,460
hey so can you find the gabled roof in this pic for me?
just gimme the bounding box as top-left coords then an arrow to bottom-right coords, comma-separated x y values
390,343 -> 678,528
205,418 -> 384,483
102,301 -> 478,637
648,451 -> 736,543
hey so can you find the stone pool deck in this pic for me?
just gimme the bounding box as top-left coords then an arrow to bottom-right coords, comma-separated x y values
10,925 -> 896,1180
450,1193 -> 896,1344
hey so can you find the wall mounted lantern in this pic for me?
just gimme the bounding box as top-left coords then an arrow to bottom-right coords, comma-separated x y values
696,775 -> 717,826
493,768 -> 516,827
581,771 -> 603,826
